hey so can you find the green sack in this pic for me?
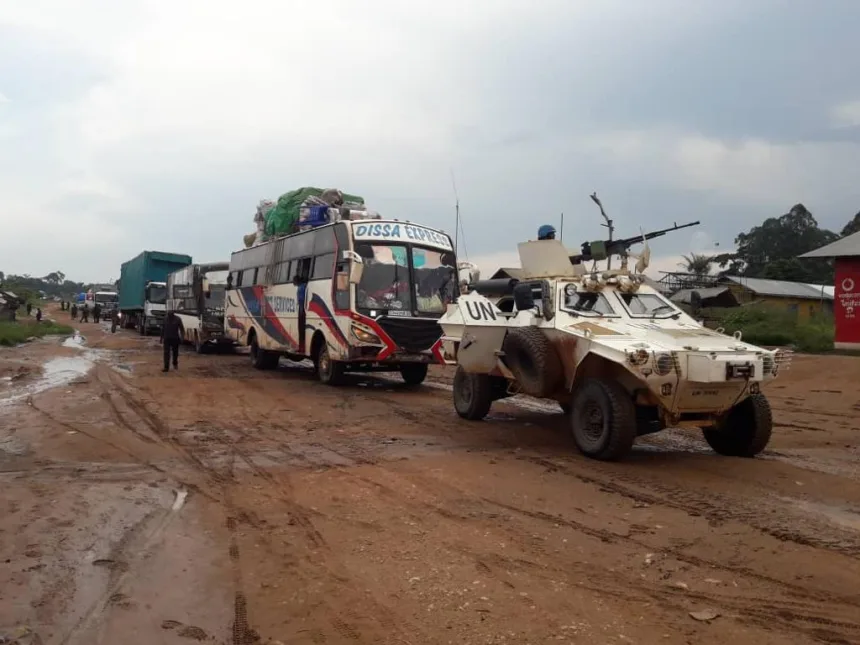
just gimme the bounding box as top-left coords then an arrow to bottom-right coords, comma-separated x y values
264,187 -> 365,238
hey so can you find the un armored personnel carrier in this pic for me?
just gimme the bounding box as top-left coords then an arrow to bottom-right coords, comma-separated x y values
439,218 -> 790,461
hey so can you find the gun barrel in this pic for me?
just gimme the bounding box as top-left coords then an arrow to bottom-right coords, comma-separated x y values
569,220 -> 700,264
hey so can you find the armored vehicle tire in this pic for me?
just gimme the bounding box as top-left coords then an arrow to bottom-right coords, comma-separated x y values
315,343 -> 346,386
501,327 -> 563,398
570,378 -> 637,461
559,402 -> 572,415
250,337 -> 279,370
400,363 -> 428,386
702,393 -> 772,457
453,366 -> 493,421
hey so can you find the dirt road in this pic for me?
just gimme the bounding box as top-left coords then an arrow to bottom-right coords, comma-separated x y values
2,307 -> 859,644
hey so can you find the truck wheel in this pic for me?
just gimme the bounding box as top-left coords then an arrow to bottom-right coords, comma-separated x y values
400,363 -> 428,386
453,366 -> 493,421
702,393 -> 772,457
250,337 -> 278,370
315,343 -> 345,385
570,378 -> 636,461
501,327 -> 562,397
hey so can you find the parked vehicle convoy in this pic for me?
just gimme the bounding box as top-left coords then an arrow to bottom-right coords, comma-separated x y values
94,291 -> 119,320
224,218 -> 459,385
167,262 -> 235,353
440,224 -> 790,462
118,251 -> 193,335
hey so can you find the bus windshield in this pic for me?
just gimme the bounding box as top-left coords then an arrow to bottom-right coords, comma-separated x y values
354,243 -> 457,315
95,293 -> 118,303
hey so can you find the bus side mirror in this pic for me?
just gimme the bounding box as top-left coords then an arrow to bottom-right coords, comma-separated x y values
342,250 -> 364,285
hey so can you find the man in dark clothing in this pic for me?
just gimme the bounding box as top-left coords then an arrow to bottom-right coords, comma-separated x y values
93,304 -> 101,322
81,304 -> 90,323
35,308 -> 42,323
111,308 -> 120,333
26,303 -> 32,316
160,311 -> 182,372
71,303 -> 78,320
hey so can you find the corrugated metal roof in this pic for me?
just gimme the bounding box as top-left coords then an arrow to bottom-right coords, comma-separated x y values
670,286 -> 734,305
722,276 -> 833,300
491,267 -> 524,280
799,231 -> 860,259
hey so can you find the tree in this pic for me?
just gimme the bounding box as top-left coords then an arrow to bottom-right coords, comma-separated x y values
678,253 -> 713,276
43,271 -> 66,285
717,203 -> 838,283
842,211 -> 860,237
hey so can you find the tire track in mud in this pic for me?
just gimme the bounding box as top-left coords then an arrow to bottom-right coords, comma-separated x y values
516,454 -> 860,558
339,463 -> 860,644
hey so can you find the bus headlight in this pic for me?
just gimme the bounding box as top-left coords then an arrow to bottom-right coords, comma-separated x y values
351,324 -> 380,344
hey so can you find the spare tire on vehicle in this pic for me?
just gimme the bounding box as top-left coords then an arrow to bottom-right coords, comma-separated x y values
501,327 -> 563,397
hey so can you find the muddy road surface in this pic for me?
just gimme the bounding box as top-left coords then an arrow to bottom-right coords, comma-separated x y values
1,307 -> 860,645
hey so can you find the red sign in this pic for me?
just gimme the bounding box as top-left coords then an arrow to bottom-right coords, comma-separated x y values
834,258 -> 860,345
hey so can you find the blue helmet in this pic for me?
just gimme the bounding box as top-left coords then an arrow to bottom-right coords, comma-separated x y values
538,224 -> 556,240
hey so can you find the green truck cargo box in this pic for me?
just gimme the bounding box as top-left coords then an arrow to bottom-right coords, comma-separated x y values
118,251 -> 193,312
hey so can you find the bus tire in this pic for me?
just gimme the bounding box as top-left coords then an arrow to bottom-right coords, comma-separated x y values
399,363 -> 428,386
250,335 -> 278,370
315,343 -> 346,386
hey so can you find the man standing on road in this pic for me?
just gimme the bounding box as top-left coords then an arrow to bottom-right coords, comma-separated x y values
93,303 -> 101,322
81,303 -> 90,323
111,308 -> 120,333
160,311 -> 182,373
70,303 -> 78,320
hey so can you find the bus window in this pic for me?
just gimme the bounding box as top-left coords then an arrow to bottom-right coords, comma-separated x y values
412,248 -> 457,314
311,253 -> 335,280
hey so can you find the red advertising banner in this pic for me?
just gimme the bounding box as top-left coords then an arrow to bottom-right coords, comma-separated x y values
834,258 -> 860,346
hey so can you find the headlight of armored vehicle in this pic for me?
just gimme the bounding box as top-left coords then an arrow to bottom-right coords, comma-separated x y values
564,284 -> 577,297
654,352 -> 674,376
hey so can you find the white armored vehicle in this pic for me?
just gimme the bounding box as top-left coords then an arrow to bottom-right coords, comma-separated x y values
439,223 -> 790,461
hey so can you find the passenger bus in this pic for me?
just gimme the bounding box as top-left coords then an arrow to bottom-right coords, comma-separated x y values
167,262 -> 235,353
224,219 -> 459,385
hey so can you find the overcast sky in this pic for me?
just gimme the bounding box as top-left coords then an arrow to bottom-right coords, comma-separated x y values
2,0 -> 860,283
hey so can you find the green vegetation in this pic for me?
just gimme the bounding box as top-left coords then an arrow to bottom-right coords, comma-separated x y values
707,303 -> 834,353
0,320 -> 75,347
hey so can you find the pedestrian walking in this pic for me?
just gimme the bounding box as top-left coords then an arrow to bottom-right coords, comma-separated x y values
35,308 -> 42,323
70,303 -> 78,320
160,311 -> 182,372
93,304 -> 102,322
81,304 -> 90,323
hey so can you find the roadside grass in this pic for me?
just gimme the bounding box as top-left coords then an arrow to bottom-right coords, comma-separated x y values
0,319 -> 75,347
703,303 -> 834,353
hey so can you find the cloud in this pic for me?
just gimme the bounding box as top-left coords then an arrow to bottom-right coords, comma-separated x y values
0,92 -> 9,104
830,100 -> 860,129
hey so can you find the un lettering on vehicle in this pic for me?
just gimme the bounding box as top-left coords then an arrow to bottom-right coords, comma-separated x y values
464,301 -> 498,322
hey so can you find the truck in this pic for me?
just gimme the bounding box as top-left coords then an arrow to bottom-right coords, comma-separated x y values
166,262 -> 235,353
94,290 -> 119,320
118,251 -> 193,335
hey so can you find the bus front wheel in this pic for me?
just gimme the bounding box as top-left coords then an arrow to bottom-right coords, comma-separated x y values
400,363 -> 428,386
315,343 -> 346,386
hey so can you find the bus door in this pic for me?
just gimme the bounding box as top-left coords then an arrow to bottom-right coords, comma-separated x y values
294,257 -> 312,354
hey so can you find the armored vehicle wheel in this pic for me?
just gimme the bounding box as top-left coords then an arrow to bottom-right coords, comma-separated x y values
453,366 -> 493,421
501,327 -> 562,397
570,378 -> 636,461
400,363 -> 428,386
250,337 -> 279,370
559,402 -> 572,415
702,393 -> 772,457
315,343 -> 346,386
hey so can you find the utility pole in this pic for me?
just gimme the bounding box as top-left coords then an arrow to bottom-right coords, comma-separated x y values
590,192 -> 614,270
451,170 -> 460,257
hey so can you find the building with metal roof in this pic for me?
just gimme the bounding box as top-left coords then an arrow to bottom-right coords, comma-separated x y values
719,276 -> 833,301
800,231 -> 860,350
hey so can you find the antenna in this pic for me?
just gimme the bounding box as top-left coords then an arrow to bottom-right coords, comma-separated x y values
590,192 -> 614,270
450,169 -> 460,257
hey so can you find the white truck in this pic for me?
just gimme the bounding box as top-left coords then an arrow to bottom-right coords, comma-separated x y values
94,291 -> 119,320
167,262 -> 234,353
439,228 -> 790,461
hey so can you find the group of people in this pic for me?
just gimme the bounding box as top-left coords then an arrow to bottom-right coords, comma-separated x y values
69,302 -> 102,323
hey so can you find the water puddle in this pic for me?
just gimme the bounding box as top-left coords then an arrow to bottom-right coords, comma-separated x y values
0,332 -> 99,409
